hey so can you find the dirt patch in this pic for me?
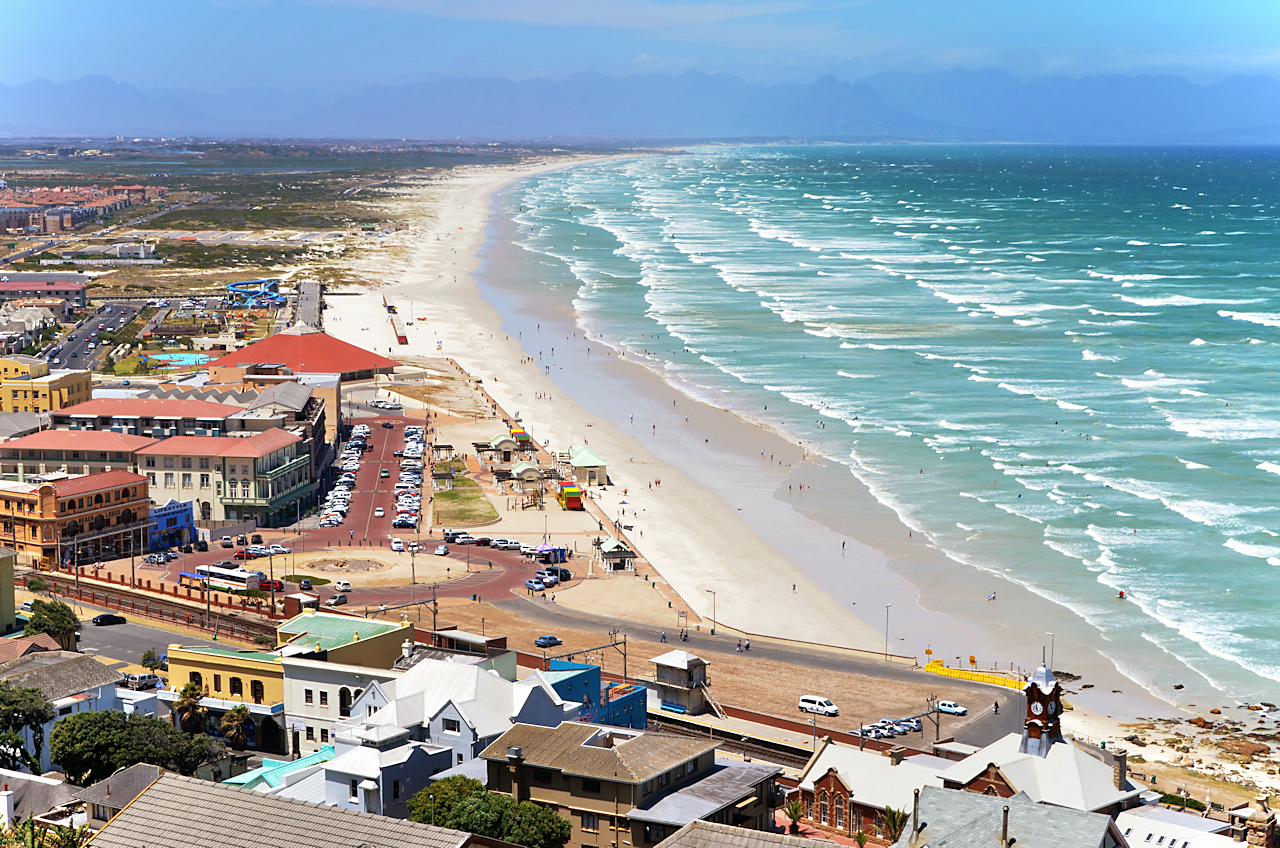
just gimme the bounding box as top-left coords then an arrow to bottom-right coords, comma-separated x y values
389,357 -> 493,418
303,558 -> 391,574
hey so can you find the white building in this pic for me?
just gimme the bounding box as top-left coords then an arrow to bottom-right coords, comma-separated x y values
0,652 -> 123,773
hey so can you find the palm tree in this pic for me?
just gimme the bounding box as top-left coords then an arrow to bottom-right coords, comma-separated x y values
172,682 -> 206,734
852,831 -> 869,848
783,798 -> 805,835
220,705 -> 252,749
879,806 -> 909,843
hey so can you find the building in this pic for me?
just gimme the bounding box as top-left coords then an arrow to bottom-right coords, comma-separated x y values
0,469 -> 150,568
206,323 -> 399,383
0,549 -> 14,635
0,633 -> 60,663
223,744 -> 335,794
86,772 -> 483,848
892,786 -> 1127,848
795,738 -> 946,839
137,428 -> 311,526
283,657 -> 402,755
937,664 -> 1145,814
0,412 -> 48,442
1115,803 -> 1235,848
482,722 -> 779,848
149,498 -> 194,550
163,645 -> 287,755
0,356 -> 92,415
0,651 -> 123,773
72,763 -> 165,831
655,821 -> 816,848
600,538 -> 636,571
321,740 -> 450,817
48,397 -> 245,436
0,274 -> 88,309
649,650 -> 711,716
563,444 -> 608,486
544,660 -> 647,729
0,429 -> 156,481
0,767 -> 77,830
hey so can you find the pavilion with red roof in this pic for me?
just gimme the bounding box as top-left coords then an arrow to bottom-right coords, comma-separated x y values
206,324 -> 398,382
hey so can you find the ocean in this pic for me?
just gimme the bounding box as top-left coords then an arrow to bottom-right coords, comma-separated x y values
502,145 -> 1280,707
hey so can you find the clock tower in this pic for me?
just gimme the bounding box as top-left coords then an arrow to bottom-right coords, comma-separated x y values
1019,663 -> 1065,757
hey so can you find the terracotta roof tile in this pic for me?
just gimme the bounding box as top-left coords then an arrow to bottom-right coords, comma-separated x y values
207,331 -> 397,377
52,469 -> 146,497
3,430 -> 158,452
135,429 -> 300,459
55,398 -> 241,419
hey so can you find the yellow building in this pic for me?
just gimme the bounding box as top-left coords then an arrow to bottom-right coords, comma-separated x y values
275,610 -> 412,670
0,356 -> 92,414
164,644 -> 287,754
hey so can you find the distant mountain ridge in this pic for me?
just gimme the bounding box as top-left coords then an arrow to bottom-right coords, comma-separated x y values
2,69 -> 1279,142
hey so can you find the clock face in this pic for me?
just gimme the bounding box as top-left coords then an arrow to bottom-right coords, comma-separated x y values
1030,701 -> 1044,716
1047,701 -> 1057,716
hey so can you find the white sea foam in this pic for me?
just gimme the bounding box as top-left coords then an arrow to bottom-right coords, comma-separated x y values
1082,350 -> 1120,361
1119,294 -> 1262,307
1218,310 -> 1280,328
1177,458 -> 1210,470
1257,462 -> 1280,476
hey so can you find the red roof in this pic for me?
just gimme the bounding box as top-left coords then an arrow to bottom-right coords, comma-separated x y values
207,331 -> 397,377
3,430 -> 158,452
135,428 -> 301,459
56,398 -> 241,419
52,469 -> 147,498
0,634 -> 60,664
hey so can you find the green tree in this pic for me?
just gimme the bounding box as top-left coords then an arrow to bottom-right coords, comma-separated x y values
220,705 -> 251,749
172,681 -> 207,734
784,798 -> 805,834
139,649 -> 162,671
2,815 -> 92,848
502,800 -> 571,848
444,793 -> 513,841
408,775 -> 485,825
879,806 -> 909,843
0,684 -> 53,771
23,575 -> 47,596
22,600 -> 78,651
439,792 -> 570,848
49,709 -> 225,786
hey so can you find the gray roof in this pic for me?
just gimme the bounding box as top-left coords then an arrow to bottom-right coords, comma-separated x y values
88,773 -> 474,848
429,757 -> 490,787
0,651 -> 120,701
655,820 -> 816,848
248,382 -> 313,413
893,786 -> 1117,848
72,763 -> 165,809
629,763 -> 780,826
480,723 -> 718,784
0,412 -> 47,440
0,768 -> 75,820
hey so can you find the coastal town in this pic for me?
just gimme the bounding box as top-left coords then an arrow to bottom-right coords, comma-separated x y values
0,160 -> 1274,848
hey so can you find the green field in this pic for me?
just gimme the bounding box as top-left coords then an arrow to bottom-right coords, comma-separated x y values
432,478 -> 498,525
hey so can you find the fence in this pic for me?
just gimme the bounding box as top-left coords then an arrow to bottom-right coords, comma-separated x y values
923,660 -> 1025,689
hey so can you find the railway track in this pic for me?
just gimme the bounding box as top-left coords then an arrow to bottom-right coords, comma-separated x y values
646,712 -> 814,769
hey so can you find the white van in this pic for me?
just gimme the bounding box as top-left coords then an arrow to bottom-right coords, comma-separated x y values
799,695 -> 839,716
390,538 -> 404,552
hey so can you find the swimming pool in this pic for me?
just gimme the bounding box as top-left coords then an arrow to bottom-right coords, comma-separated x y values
149,352 -> 212,366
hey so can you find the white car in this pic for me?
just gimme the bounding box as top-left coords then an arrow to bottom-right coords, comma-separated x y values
937,700 -> 968,716
374,507 -> 385,517
391,538 -> 404,552
798,695 -> 839,716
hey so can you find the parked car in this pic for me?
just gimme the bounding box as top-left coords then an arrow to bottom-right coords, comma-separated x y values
335,580 -> 351,592
233,549 -> 258,560
194,539 -> 209,552
534,635 -> 562,648
298,578 -> 313,590
268,544 -> 291,555
535,570 -> 559,587
325,594 -> 348,606
180,544 -> 193,554
382,421 -> 394,429
798,695 -> 839,716
20,601 -> 32,613
525,578 -> 546,592
391,538 -> 404,552
236,534 -> 248,545
544,566 -> 574,582
92,614 -> 126,626
261,579 -> 284,592
124,672 -> 161,690
938,701 -> 967,716
898,717 -> 923,732
435,545 -> 449,556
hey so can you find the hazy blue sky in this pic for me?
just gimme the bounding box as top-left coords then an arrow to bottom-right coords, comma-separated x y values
6,0 -> 1280,90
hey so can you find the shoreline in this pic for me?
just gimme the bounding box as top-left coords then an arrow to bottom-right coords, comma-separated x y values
318,156 -> 1182,728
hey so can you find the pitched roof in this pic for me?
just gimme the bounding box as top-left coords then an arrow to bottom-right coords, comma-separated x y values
0,767 -> 75,820
248,382 -> 312,413
937,732 -> 1143,812
88,772 -> 473,848
480,723 -> 718,784
797,740 -> 943,812
629,762 -> 781,826
224,746 -> 335,790
0,651 -> 121,701
72,763 -> 165,808
649,650 -> 706,670
655,820 -> 816,848
2,430 -> 158,452
277,611 -> 403,652
568,444 -> 607,467
893,786 -> 1118,848
135,429 -> 301,458
56,397 -> 241,419
51,469 -> 147,498
206,331 -> 398,377
0,633 -> 60,664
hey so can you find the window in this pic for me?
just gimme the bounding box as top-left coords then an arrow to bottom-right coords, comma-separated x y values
582,779 -> 601,794
229,677 -> 243,696
350,780 -> 359,800
306,726 -> 314,741
339,687 -> 352,718
251,680 -> 264,704
200,474 -> 210,488
533,769 -> 553,785
819,792 -> 828,825
581,812 -> 599,833
181,473 -> 192,489
147,473 -> 155,485
457,753 -> 463,765
188,671 -> 202,689
660,771 -> 671,786
305,689 -> 313,704
642,779 -> 655,796
319,691 -> 328,706
443,718 -> 461,733
163,473 -> 174,488
163,457 -> 174,468
199,457 -> 210,469
687,759 -> 698,774
393,780 -> 402,800
59,706 -> 72,717
321,728 -> 329,742
834,798 -> 844,830
213,674 -> 221,693
216,481 -> 222,496
181,457 -> 192,468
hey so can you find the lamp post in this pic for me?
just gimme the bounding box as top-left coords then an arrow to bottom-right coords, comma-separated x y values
884,604 -> 891,661
807,717 -> 817,749
705,589 -> 716,636
1047,632 -> 1055,670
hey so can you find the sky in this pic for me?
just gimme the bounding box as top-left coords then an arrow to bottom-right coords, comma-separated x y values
5,0 -> 1280,91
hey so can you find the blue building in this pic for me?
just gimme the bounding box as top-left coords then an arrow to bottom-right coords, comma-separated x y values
545,660 -> 647,729
149,499 -> 195,551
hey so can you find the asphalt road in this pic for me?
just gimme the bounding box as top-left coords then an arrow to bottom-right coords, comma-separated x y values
53,304 -> 138,369
65,597 -> 218,668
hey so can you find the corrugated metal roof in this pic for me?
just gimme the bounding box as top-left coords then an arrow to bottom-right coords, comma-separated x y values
277,611 -> 402,651
479,723 -> 718,784
655,820 -> 814,848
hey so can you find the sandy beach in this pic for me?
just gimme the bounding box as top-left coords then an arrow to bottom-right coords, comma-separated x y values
302,155 -> 1280,790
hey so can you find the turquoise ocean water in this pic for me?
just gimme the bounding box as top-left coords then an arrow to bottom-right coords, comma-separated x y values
507,145 -> 1280,704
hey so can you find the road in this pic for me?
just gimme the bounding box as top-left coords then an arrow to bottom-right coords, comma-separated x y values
48,303 -> 139,369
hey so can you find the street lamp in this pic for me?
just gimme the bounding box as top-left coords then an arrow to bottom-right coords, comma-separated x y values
705,589 -> 716,636
807,716 -> 817,749
1047,632 -> 1055,670
884,604 -> 891,661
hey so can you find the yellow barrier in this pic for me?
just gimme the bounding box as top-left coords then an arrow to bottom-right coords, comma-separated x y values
923,660 -> 1025,690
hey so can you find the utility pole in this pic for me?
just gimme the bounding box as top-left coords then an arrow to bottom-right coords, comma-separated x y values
705,589 -> 716,636
884,603 -> 892,661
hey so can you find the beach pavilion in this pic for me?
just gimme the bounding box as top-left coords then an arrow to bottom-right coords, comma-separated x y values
599,538 -> 636,571
563,444 -> 608,486
509,461 -> 542,490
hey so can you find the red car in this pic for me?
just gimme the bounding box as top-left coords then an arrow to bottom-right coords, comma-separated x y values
260,579 -> 284,591
233,549 -> 259,559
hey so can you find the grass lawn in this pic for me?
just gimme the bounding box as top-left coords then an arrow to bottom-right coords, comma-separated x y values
432,478 -> 498,525
283,574 -> 331,586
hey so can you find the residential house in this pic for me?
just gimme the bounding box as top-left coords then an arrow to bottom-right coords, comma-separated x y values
0,429 -> 156,481
795,737 -> 945,839
0,651 -> 122,773
321,740 -> 451,817
0,633 -> 60,663
86,772 -> 485,848
137,428 -> 311,526
483,722 -> 779,848
892,786 -> 1128,848
0,469 -> 150,568
1116,803 -> 1236,848
72,762 -> 165,831
0,356 -> 91,415
0,767 -> 77,829
543,660 -> 647,729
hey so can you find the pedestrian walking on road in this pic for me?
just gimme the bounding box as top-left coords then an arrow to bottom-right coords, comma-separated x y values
736,640 -> 742,652
744,640 -> 750,652
993,701 -> 999,715
660,631 -> 667,643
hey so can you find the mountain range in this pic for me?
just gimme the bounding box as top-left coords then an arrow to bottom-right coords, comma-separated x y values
3,69 -> 1280,143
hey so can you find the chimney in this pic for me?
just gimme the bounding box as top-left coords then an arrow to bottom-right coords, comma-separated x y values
401,638 -> 414,660
1001,806 -> 1010,848
908,788 -> 920,845
886,746 -> 905,766
507,746 -> 524,803
1112,747 -> 1128,790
